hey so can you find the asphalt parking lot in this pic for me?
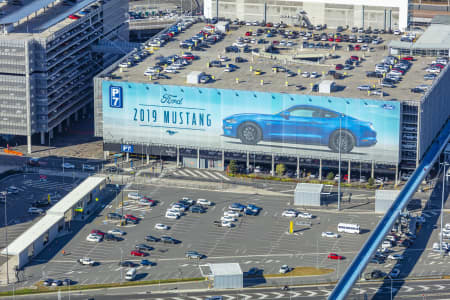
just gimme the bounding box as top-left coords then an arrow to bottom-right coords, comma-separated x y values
0,173 -> 80,248
19,182 -> 384,287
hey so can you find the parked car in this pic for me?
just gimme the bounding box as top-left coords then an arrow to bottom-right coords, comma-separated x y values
279,264 -> 291,274
328,253 -> 344,260
282,210 -> 298,217
155,223 -> 169,230
145,235 -> 160,242
62,163 -> 75,169
185,251 -> 204,259
28,207 -> 44,214
197,199 -> 212,206
107,229 -> 125,236
229,203 -> 246,211
322,232 -> 339,238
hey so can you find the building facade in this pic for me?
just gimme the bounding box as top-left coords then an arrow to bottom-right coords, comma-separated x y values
0,0 -> 128,153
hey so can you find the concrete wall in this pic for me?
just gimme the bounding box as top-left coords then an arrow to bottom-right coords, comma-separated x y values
204,0 -> 408,30
214,274 -> 243,289
419,65 -> 450,162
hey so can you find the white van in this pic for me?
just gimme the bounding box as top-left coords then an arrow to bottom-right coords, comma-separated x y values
125,268 -> 136,281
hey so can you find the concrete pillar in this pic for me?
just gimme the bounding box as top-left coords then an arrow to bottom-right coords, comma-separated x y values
371,160 -> 375,179
126,152 -> 129,162
246,152 -> 250,169
74,111 -> 79,122
395,164 -> 399,186
197,147 -> 200,169
222,150 -> 225,172
40,131 -> 45,145
176,146 -> 180,168
27,135 -> 32,154
348,160 -> 351,183
296,156 -> 300,179
146,154 -> 149,165
49,128 -> 53,139
58,123 -> 62,133
271,154 -> 275,176
319,158 -> 322,180
104,151 -> 109,160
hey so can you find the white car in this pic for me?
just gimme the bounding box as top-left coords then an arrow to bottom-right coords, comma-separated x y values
221,221 -> 233,228
165,212 -> 179,219
221,215 -> 237,222
107,229 -> 125,236
389,268 -> 400,278
167,209 -> 181,217
298,212 -> 313,219
62,162 -> 75,169
322,232 -> 339,238
224,210 -> 240,218
171,203 -> 187,211
388,254 -> 404,260
310,72 -> 320,78
219,55 -> 229,62
279,264 -> 290,274
281,210 -> 297,217
301,72 -> 310,78
86,234 -> 102,242
382,240 -> 392,248
78,257 -> 95,265
155,223 -> 170,230
28,207 -> 44,214
127,192 -> 143,200
197,199 -> 212,206
138,199 -> 153,206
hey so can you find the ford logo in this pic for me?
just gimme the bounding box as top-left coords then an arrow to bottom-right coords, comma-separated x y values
381,104 -> 394,110
161,94 -> 183,105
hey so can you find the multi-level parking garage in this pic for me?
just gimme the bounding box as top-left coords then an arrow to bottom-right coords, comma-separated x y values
93,19 -> 450,183
0,0 -> 128,153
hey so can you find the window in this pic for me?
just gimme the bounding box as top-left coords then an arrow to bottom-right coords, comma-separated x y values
289,108 -> 317,118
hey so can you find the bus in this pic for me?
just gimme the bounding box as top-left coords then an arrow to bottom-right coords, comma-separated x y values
337,223 -> 360,234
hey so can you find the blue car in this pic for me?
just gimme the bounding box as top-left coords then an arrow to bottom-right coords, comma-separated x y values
222,105 -> 377,153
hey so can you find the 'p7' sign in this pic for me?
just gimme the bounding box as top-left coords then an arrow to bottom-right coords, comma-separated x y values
109,86 -> 123,108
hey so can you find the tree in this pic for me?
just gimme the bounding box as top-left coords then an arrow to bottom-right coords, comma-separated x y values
275,163 -> 286,177
228,160 -> 238,174
368,177 -> 375,186
326,172 -> 335,180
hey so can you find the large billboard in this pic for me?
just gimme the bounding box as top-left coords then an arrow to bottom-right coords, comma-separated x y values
102,81 -> 401,163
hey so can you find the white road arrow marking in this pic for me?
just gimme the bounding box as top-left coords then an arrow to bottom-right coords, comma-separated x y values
402,286 -> 414,293
417,285 -> 430,291
223,296 -> 235,300
434,285 -> 446,290
353,288 -> 366,295
320,289 -> 331,296
255,293 -> 268,299
270,292 -> 284,299
172,298 -> 185,300
188,297 -> 203,300
237,294 -> 252,300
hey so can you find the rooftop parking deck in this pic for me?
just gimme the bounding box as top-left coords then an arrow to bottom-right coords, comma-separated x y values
109,21 -> 443,102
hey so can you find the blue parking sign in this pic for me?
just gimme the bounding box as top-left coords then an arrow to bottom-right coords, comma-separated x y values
121,144 -> 134,153
109,86 -> 123,108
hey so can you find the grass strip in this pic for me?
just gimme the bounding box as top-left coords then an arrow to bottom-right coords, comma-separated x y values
264,267 -> 334,278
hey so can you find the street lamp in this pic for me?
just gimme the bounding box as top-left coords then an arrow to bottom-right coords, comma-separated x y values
2,191 -> 8,284
440,161 -> 449,257
337,114 -> 343,211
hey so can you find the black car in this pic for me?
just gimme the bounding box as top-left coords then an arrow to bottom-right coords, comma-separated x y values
161,236 -> 179,244
235,56 -> 245,63
145,235 -> 160,242
104,234 -> 122,242
108,212 -> 122,220
411,87 -> 425,93
190,205 -> 206,213
118,261 -> 136,267
32,200 -> 50,207
135,244 -> 153,251
366,71 -> 383,78
364,270 -> 385,280
63,278 -> 74,286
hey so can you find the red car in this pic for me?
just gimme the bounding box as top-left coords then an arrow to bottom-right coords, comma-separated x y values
91,229 -> 105,236
401,56 -> 414,61
245,31 -> 252,36
392,68 -> 405,74
266,22 -> 273,27
354,44 -> 361,51
125,214 -> 138,221
130,250 -> 147,257
335,64 -> 344,70
272,40 -> 280,45
68,15 -> 80,20
335,38 -> 342,42
182,54 -> 195,61
328,37 -> 334,42
141,197 -> 155,205
432,63 -> 445,69
328,253 -> 344,260
350,55 -> 359,61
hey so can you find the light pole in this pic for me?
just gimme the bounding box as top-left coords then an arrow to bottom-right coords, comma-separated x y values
440,161 -> 449,257
120,248 -> 123,283
3,191 -> 9,284
337,115 -> 342,211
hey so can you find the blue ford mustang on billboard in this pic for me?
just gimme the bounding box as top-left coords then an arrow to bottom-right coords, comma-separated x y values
222,105 -> 377,153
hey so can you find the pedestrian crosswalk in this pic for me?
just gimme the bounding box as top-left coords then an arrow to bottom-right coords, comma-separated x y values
171,169 -> 231,181
24,179 -> 75,192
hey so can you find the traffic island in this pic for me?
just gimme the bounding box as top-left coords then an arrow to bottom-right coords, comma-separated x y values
264,267 -> 334,278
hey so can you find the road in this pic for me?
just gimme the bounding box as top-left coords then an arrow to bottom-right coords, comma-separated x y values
7,279 -> 450,299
